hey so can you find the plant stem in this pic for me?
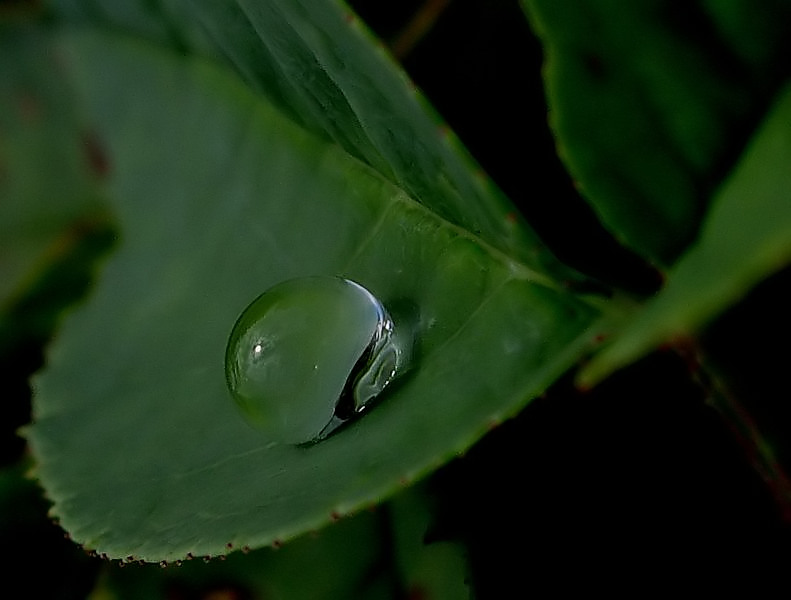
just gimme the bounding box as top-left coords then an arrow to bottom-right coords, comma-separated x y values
390,0 -> 453,59
687,344 -> 791,524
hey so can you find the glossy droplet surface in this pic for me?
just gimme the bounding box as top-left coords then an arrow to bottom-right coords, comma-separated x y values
225,276 -> 410,444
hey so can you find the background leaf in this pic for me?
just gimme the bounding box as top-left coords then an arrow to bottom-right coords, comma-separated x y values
0,21 -> 105,313
389,484 -> 470,600
49,0 -> 219,56
90,485 -> 468,599
27,32 -> 602,562
579,84 -> 791,386
521,0 -> 791,265
90,509 -> 393,600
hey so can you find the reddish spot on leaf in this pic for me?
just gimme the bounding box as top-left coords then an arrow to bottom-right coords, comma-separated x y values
83,132 -> 110,178
18,92 -> 41,123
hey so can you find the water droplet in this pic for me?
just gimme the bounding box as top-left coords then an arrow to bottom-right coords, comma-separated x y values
225,276 -> 413,445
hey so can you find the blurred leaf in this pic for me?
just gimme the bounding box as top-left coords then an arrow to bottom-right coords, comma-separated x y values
579,84 -> 791,387
48,0 -> 219,56
0,21 -> 104,313
389,484 -> 470,600
26,32 -> 602,562
90,510 -> 393,600
521,0 -> 791,265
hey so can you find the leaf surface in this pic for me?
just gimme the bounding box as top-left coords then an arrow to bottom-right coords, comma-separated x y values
522,0 -> 791,265
49,0 -> 573,278
27,33 -> 601,562
177,0 -> 581,278
579,84 -> 791,386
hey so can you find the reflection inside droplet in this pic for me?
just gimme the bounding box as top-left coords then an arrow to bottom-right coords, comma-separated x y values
225,276 -> 413,445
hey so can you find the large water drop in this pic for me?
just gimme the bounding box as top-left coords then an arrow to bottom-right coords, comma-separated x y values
225,276 -> 412,445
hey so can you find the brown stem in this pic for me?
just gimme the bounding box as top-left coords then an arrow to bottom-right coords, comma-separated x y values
389,0 -> 454,60
679,342 -> 791,524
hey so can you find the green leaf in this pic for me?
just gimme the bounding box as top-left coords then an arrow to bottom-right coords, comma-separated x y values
49,0 -> 580,278
176,0 -> 578,278
48,0 -> 219,56
27,33 -> 601,562
521,0 -> 791,265
579,83 -> 791,387
389,485 -> 470,600
0,22 -> 104,313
